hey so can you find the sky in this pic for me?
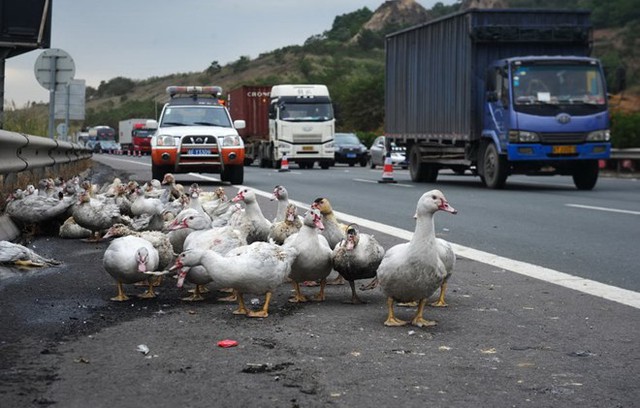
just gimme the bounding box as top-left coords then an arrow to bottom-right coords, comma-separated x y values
4,0 -> 451,108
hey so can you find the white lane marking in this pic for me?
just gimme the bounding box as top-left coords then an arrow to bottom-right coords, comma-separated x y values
152,173 -> 640,310
100,156 -> 148,165
353,178 -> 413,187
566,204 -> 640,216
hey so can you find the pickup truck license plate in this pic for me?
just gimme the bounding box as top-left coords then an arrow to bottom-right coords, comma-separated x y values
188,149 -> 210,155
552,145 -> 576,155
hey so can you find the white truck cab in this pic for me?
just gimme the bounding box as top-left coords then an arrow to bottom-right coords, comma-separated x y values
266,84 -> 335,169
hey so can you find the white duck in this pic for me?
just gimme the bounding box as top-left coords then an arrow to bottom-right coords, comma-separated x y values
165,209 -> 212,253
232,188 -> 272,243
5,188 -> 75,233
332,224 -> 385,304
202,187 -> 232,220
72,190 -> 128,241
271,185 -> 292,223
283,207 -> 333,303
177,223 -> 247,301
0,240 -> 61,267
376,190 -> 457,327
59,216 -> 92,239
268,203 -> 302,245
103,236 -> 160,301
103,223 -> 175,272
171,242 -> 298,318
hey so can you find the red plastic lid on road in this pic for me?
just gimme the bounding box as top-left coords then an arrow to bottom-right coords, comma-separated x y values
217,339 -> 238,348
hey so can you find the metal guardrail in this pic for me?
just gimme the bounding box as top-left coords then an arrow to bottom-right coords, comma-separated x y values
611,148 -> 640,160
0,129 -> 92,175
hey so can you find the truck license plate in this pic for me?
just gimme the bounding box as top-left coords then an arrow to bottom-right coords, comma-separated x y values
552,145 -> 576,155
302,146 -> 313,151
189,149 -> 210,155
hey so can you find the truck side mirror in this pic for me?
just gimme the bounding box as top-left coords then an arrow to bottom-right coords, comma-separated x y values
486,91 -> 499,102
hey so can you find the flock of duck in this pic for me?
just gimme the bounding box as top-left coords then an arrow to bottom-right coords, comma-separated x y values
1,173 -> 458,327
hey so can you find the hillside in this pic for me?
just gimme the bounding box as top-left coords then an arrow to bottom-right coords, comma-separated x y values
4,0 -> 638,138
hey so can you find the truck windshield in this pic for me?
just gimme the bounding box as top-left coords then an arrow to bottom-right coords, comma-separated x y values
161,106 -> 232,127
279,102 -> 334,122
512,63 -> 606,106
133,129 -> 154,138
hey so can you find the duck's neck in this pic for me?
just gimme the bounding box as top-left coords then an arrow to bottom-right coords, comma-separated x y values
245,201 -> 266,218
410,213 -> 436,248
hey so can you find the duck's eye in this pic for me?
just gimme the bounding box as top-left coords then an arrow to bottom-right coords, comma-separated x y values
431,195 -> 437,200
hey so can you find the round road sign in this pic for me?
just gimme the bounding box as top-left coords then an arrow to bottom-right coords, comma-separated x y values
34,48 -> 76,90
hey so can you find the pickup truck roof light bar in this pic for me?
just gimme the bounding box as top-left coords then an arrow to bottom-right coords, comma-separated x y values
166,86 -> 223,98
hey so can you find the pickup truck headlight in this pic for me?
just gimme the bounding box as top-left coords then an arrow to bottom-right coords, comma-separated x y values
509,130 -> 540,143
586,130 -> 610,142
220,135 -> 242,147
156,135 -> 177,147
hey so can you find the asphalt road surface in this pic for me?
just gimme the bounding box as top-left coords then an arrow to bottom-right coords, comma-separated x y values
0,159 -> 638,407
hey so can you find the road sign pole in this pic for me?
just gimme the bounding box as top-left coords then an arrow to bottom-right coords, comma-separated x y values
47,55 -> 57,139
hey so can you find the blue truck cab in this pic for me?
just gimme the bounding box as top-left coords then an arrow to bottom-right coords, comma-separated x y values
385,9 -> 611,190
484,55 -> 610,188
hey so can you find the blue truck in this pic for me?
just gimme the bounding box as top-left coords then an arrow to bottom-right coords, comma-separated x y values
385,9 -> 611,189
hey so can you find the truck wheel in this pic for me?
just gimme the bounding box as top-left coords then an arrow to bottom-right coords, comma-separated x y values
409,145 -> 435,182
151,164 -> 171,181
572,160 -> 599,190
221,165 -> 244,185
320,161 -> 330,169
482,143 -> 508,189
369,158 -> 376,169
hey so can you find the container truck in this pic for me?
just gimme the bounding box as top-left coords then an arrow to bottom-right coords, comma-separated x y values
118,118 -> 157,155
149,86 -> 246,184
232,84 -> 335,169
385,9 -> 612,189
227,85 -> 271,166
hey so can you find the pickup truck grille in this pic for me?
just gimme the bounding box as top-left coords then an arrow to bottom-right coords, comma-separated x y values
178,135 -> 221,166
539,133 -> 587,144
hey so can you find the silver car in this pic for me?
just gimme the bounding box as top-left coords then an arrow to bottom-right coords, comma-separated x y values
368,136 -> 408,169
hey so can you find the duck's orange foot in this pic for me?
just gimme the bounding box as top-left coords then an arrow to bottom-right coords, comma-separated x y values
384,317 -> 408,327
218,294 -> 237,302
288,295 -> 308,303
181,293 -> 204,302
411,317 -> 437,328
430,299 -> 448,307
311,293 -> 326,302
232,308 -> 248,315
247,310 -> 268,318
110,294 -> 130,302
138,290 -> 156,299
302,281 -> 319,287
397,301 -> 419,307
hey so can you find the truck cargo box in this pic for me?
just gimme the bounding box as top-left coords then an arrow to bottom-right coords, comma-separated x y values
385,8 -> 593,143
228,85 -> 271,141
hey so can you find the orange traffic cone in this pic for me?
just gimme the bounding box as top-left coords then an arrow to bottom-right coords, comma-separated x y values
378,156 -> 397,183
279,154 -> 290,172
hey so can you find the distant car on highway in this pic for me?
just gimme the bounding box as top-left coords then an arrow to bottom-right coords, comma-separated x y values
369,135 -> 408,169
333,132 -> 369,167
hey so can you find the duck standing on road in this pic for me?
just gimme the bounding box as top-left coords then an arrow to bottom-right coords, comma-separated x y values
332,224 -> 385,304
171,242 -> 298,318
376,190 -> 457,328
283,207 -> 333,303
103,236 -> 160,301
